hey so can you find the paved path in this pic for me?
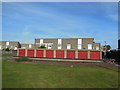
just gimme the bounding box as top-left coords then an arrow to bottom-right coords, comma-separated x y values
12,57 -> 102,63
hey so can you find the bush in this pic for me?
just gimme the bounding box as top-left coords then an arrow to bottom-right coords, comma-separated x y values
15,57 -> 31,62
38,45 -> 46,48
5,48 -> 10,51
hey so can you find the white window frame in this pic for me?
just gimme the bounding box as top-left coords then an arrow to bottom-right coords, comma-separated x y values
0,45 -> 1,50
6,42 -> 9,46
88,44 -> 92,50
14,47 -> 17,50
58,39 -> 62,49
40,39 -> 43,44
29,44 -> 32,48
96,47 -> 99,50
47,44 -> 52,49
58,44 -> 61,49
67,44 -> 71,49
78,39 -> 82,49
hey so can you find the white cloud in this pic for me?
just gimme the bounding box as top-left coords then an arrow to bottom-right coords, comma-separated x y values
108,14 -> 118,21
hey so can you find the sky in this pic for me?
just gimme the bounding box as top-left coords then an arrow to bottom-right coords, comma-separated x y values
2,2 -> 118,49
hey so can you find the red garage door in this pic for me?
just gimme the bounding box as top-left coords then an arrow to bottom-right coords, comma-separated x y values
67,50 -> 75,59
36,50 -> 44,57
27,50 -> 34,57
18,49 -> 25,56
56,50 -> 64,58
46,50 -> 54,58
78,51 -> 88,59
90,51 -> 100,60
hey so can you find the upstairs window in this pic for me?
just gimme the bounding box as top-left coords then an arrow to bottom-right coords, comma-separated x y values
58,44 -> 61,49
67,44 -> 71,49
6,42 -> 9,46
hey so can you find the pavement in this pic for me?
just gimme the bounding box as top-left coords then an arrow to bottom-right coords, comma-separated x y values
12,56 -> 103,63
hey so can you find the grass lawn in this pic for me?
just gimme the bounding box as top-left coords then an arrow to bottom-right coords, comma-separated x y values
2,59 -> 118,88
1,53 -> 17,57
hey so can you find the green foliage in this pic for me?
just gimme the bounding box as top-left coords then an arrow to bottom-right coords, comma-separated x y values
38,45 -> 46,48
15,57 -> 31,62
106,45 -> 111,51
5,48 -> 10,51
103,45 -> 111,51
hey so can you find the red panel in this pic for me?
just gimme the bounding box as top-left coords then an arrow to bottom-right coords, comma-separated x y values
56,50 -> 64,58
78,51 -> 88,59
46,50 -> 54,58
27,50 -> 34,57
67,50 -> 75,59
90,51 -> 100,60
18,49 -> 25,56
36,50 -> 44,57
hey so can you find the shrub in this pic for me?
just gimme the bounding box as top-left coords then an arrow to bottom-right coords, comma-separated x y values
15,57 -> 31,62
38,45 -> 46,48
5,48 -> 10,51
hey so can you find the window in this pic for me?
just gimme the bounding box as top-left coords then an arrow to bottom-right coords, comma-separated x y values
47,44 -> 52,49
96,47 -> 99,50
67,44 -> 71,49
21,47 -> 26,49
0,45 -> 1,50
78,39 -> 82,49
14,47 -> 17,50
88,44 -> 92,50
40,39 -> 43,44
58,44 -> 61,49
78,45 -> 82,49
58,39 -> 62,49
29,44 -> 32,48
6,42 -> 9,46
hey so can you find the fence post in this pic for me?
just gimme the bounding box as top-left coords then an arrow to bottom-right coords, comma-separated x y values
54,50 -> 56,58
44,49 -> 46,58
64,50 -> 67,59
75,50 -> 78,59
17,49 -> 19,56
34,49 -> 36,57
25,49 -> 28,57
88,51 -> 90,59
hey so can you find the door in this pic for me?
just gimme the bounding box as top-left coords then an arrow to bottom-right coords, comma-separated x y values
90,51 -> 100,59
78,51 -> 88,59
66,50 -> 75,59
46,50 -> 54,58
36,50 -> 44,57
27,50 -> 34,57
56,50 -> 64,58
18,49 -> 25,56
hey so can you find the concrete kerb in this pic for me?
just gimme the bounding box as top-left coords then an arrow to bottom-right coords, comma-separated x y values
12,56 -> 102,63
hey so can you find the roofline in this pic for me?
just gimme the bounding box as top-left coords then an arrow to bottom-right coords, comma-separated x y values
0,41 -> 20,42
35,38 -> 94,39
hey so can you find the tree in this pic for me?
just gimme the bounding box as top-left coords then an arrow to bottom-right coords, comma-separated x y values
5,47 -> 10,51
38,45 -> 46,48
106,45 -> 111,51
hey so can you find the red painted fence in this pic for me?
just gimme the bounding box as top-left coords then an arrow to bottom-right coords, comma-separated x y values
46,50 -> 54,58
18,49 -> 25,56
78,51 -> 88,59
90,51 -> 100,59
56,50 -> 64,58
27,50 -> 34,57
18,49 -> 101,60
36,50 -> 44,57
66,50 -> 75,59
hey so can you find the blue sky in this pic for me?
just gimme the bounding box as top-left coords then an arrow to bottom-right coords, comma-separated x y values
2,2 -> 118,49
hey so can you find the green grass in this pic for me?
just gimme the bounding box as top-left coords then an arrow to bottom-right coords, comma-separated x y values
1,53 -> 17,57
2,59 -> 118,88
